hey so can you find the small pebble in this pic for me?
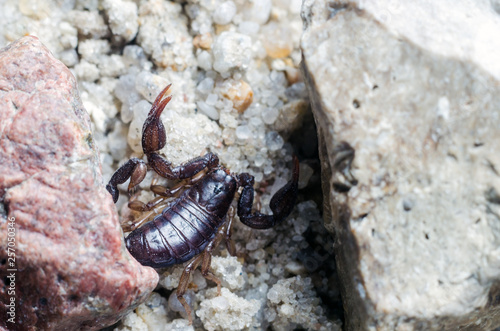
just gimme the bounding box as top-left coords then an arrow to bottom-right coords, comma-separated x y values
211,296 -> 229,310
193,33 -> 213,50
235,125 -> 252,140
238,21 -> 260,35
168,290 -> 196,320
245,0 -> 272,24
213,1 -> 237,25
123,45 -> 150,70
205,93 -> 218,106
197,50 -> 213,71
212,32 -> 252,75
197,77 -> 215,94
261,23 -> 293,59
265,131 -> 284,151
222,80 -> 254,113
298,163 -> 314,189
197,100 -> 219,120
261,107 -> 279,124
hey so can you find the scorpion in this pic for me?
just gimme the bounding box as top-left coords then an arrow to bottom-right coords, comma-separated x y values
106,84 -> 299,324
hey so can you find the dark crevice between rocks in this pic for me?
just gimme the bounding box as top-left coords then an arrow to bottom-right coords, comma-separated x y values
154,286 -> 171,301
289,110 -> 323,207
301,55 -> 370,330
288,105 -> 344,326
335,202 -> 368,331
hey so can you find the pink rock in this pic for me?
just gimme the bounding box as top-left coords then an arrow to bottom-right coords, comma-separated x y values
0,36 -> 158,330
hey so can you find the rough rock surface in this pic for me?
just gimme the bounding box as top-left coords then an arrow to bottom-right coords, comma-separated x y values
301,0 -> 500,330
0,36 -> 158,330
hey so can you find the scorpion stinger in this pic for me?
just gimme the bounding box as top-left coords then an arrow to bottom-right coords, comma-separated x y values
106,158 -> 147,203
237,155 -> 300,229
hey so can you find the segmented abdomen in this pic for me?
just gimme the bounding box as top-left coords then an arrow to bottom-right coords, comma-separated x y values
125,197 -> 224,268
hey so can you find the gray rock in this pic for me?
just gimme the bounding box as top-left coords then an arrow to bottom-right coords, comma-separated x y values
0,36 -> 158,330
301,0 -> 500,330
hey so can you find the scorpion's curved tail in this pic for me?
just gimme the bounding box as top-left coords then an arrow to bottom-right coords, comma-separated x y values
237,155 -> 299,229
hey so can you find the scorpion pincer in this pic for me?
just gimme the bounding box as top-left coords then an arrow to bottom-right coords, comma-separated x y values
106,84 -> 299,324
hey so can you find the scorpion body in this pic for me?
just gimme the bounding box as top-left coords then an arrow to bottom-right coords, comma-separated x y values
106,84 -> 299,324
126,169 -> 237,268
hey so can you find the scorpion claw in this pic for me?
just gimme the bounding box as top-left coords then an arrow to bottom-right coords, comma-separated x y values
127,162 -> 147,194
106,184 -> 119,203
106,158 -> 148,203
142,84 -> 172,154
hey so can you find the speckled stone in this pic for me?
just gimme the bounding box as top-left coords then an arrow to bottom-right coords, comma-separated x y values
0,36 -> 158,331
302,0 -> 500,330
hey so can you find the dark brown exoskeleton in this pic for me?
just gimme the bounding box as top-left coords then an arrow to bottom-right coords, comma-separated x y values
106,84 -> 299,324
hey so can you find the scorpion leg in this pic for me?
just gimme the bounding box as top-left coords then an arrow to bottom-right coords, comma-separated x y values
176,224 -> 227,324
200,224 -> 228,296
122,196 -> 172,232
177,254 -> 204,325
128,195 -> 169,212
225,206 -> 236,256
237,156 -> 300,229
151,169 -> 208,197
106,158 -> 147,203
141,84 -> 220,180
